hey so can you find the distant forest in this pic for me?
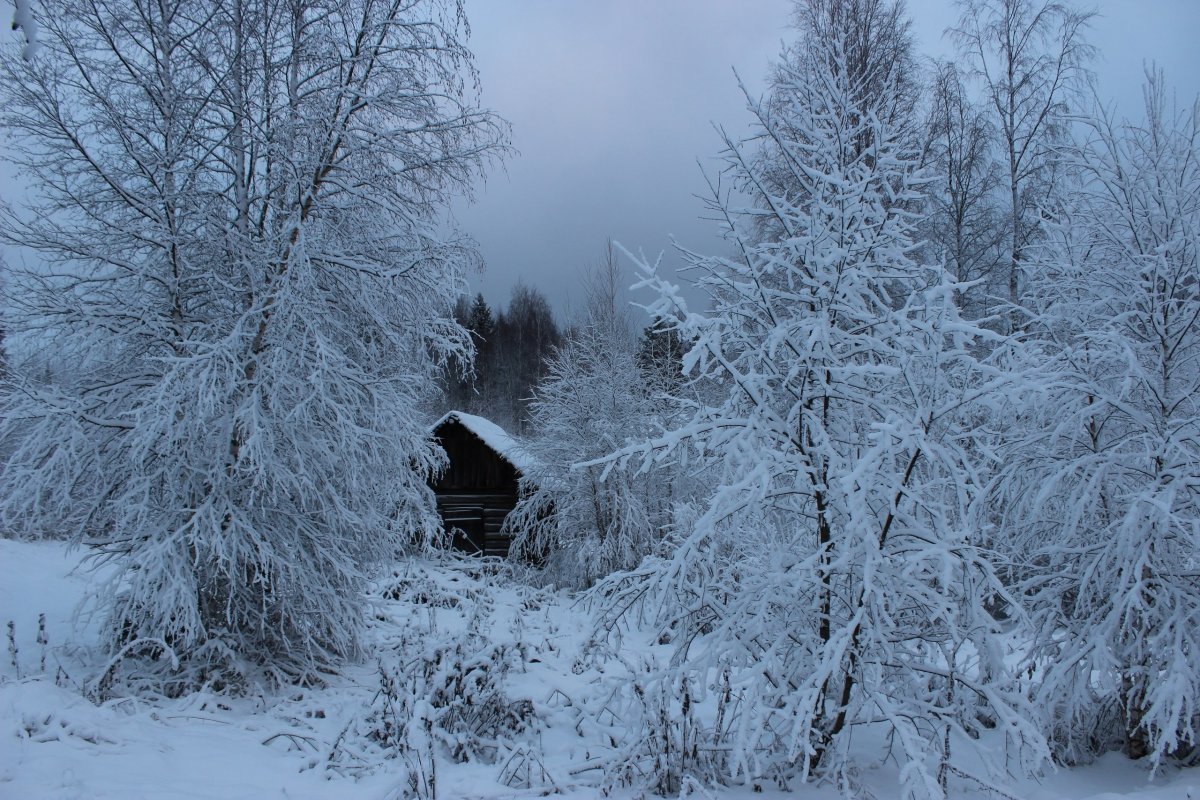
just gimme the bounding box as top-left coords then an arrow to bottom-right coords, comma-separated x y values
439,281 -> 686,435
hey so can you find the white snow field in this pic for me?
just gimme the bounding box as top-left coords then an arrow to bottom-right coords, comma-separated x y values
1,537 -> 1196,800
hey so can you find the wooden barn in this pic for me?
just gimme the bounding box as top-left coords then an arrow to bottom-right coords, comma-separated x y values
429,411 -> 531,557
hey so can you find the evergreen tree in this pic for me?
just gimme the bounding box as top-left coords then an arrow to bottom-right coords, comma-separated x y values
636,321 -> 689,396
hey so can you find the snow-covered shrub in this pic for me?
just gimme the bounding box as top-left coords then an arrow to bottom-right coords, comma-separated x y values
328,557 -> 546,791
507,253 -> 696,588
377,642 -> 534,763
328,643 -> 536,797
4,612 -> 78,692
497,744 -> 557,793
583,664 -> 731,797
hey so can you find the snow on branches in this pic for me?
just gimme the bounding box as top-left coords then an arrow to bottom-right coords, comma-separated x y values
506,249 -> 692,589
0,0 -> 507,685
597,6 -> 1046,797
999,71 -> 1200,767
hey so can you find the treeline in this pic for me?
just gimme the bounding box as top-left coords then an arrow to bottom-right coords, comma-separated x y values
441,286 -> 560,435
439,278 -> 688,436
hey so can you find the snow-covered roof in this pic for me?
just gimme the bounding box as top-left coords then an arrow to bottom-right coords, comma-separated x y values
432,411 -> 535,475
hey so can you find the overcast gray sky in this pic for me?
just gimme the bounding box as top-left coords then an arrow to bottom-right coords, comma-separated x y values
2,1 -> 1197,322
454,0 -> 1200,321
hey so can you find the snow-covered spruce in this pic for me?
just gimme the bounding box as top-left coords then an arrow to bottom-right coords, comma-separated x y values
0,0 -> 506,686
595,4 -> 1047,797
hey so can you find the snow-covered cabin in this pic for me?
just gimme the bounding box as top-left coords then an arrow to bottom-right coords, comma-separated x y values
430,411 -> 532,557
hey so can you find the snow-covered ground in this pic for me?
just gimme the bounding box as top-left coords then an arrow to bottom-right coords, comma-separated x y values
1,538 -> 1196,800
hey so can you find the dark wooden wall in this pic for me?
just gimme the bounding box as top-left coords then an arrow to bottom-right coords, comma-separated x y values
431,419 -> 520,557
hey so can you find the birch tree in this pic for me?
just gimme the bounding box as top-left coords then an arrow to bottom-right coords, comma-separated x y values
598,2 -> 1045,795
923,60 -> 1006,320
0,0 -> 506,685
952,0 -> 1093,319
999,72 -> 1200,766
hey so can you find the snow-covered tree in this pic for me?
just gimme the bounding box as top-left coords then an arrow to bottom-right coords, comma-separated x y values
922,60 -> 1006,321
951,0 -> 1093,318
0,258 -> 8,380
596,3 -> 1046,796
0,0 -> 506,684
997,72 -> 1200,766
508,246 -> 683,588
770,0 -> 919,155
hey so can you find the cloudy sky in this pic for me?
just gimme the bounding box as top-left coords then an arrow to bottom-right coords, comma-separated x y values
454,0 -> 1200,321
1,1 -> 1196,323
